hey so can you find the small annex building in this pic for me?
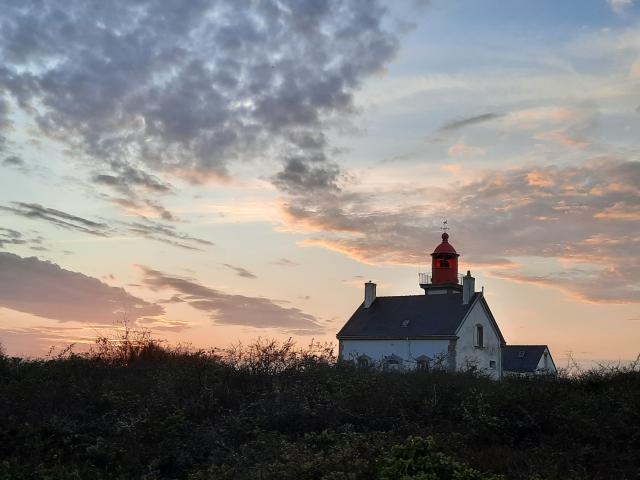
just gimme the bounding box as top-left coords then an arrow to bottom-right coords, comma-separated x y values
336,232 -> 556,379
502,345 -> 557,376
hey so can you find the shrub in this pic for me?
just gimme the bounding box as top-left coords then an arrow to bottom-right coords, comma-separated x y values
0,334 -> 638,479
379,436 -> 504,480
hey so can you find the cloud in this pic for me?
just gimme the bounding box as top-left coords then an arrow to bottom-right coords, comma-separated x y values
2,155 -> 25,169
111,197 -> 176,222
281,158 -> 640,303
0,95 -> 10,150
447,141 -> 485,158
525,171 -> 555,188
0,227 -> 27,248
271,258 -> 299,267
0,252 -> 164,324
0,202 -> 109,236
0,0 -> 399,196
223,263 -> 257,279
438,112 -> 504,132
0,326 -> 97,354
273,157 -> 342,194
533,129 -> 590,149
92,164 -> 170,195
0,200 -> 213,250
139,266 -> 323,333
91,164 -> 177,219
0,227 -> 49,252
136,317 -> 191,332
507,107 -> 583,127
489,265 -> 639,304
608,0 -> 635,12
123,218 -> 214,250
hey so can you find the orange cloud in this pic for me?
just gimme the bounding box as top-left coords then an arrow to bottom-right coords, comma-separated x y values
440,164 -> 463,176
280,158 -> 640,304
590,183 -> 639,196
526,171 -> 555,188
594,202 -> 640,221
533,129 -> 590,149
447,141 -> 485,158
507,107 -> 583,129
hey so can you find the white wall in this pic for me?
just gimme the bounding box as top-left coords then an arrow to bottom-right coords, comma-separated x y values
455,300 -> 502,379
340,338 -> 450,370
535,347 -> 557,375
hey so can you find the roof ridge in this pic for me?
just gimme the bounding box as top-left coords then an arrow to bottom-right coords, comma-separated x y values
374,294 -> 432,298
505,344 -> 548,348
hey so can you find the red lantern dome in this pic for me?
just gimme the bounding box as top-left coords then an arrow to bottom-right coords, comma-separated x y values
430,232 -> 459,284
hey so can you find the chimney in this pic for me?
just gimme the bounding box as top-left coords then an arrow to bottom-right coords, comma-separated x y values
364,281 -> 376,308
462,270 -> 475,304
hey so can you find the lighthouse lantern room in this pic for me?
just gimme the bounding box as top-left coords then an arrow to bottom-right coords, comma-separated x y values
419,232 -> 463,294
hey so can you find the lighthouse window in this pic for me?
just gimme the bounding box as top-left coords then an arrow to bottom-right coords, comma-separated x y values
440,259 -> 450,268
474,325 -> 484,348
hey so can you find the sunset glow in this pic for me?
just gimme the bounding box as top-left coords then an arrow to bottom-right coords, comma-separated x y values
0,0 -> 639,366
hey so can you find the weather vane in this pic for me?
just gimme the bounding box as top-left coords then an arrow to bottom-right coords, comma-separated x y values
440,219 -> 449,232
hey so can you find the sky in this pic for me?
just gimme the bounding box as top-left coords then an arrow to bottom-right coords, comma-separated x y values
0,0 -> 638,366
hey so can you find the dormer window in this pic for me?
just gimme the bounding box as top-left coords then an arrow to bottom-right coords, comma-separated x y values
383,355 -> 402,371
416,355 -> 430,371
356,355 -> 371,368
474,324 -> 484,348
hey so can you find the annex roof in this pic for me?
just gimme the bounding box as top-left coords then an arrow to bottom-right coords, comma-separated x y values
337,292 -> 480,339
502,345 -> 549,373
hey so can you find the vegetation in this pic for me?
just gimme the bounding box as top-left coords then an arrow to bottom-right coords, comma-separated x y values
0,331 -> 639,480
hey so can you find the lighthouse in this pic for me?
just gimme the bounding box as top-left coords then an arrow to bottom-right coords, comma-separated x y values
337,229 -> 557,378
419,232 -> 463,294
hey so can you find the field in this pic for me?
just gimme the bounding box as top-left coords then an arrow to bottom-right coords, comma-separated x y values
0,335 -> 639,480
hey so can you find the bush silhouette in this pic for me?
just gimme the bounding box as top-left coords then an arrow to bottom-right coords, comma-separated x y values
380,436 -> 503,480
0,333 -> 638,479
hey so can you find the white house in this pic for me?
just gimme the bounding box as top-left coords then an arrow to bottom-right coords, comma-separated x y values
336,232 -> 556,379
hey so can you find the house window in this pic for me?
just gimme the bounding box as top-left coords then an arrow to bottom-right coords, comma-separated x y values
489,360 -> 496,369
417,359 -> 429,371
357,356 -> 370,368
384,356 -> 402,371
475,324 -> 484,348
401,319 -> 411,327
518,350 -> 525,358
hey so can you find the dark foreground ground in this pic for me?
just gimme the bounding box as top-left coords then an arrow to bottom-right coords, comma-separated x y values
0,336 -> 639,480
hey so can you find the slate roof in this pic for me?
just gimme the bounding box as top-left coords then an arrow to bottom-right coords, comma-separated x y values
502,345 -> 549,373
336,292 -> 481,339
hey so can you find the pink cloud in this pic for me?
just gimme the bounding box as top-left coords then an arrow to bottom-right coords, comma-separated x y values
280,158 -> 640,303
0,253 -> 164,324
533,129 -> 590,149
